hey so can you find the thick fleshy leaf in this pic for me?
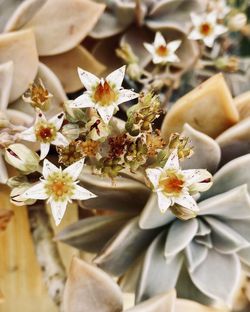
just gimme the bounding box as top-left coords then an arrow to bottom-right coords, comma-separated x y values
175,298 -> 226,312
200,155 -> 250,200
139,193 -> 175,230
161,73 -> 239,139
216,117 -> 250,166
199,185 -> 250,220
40,45 -> 105,93
234,91 -> 250,120
0,208 -> 14,231
205,216 -> 249,254
0,29 -> 38,102
185,241 -> 208,273
136,231 -> 184,303
0,155 -> 8,184
94,217 -> 159,276
238,247 -> 250,267
63,257 -> 123,312
181,124 -> 221,173
119,256 -> 143,293
165,219 -> 198,257
56,214 -> 131,252
128,289 -> 176,312
189,249 -> 241,304
6,109 -> 33,126
0,61 -> 13,111
4,0 -> 47,32
21,0 -> 105,55
90,1 -> 136,39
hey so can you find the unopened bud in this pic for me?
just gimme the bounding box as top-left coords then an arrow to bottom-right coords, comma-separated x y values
228,13 -> 247,32
5,144 -> 40,174
62,123 -> 80,141
7,175 -> 28,188
127,63 -> 142,81
170,204 -> 197,221
10,185 -> 36,206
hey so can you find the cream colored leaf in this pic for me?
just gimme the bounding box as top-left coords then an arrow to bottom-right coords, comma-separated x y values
0,61 -> 13,111
63,257 -> 123,312
0,29 -> 38,102
40,45 -> 106,93
22,0 -> 105,56
161,73 -> 239,139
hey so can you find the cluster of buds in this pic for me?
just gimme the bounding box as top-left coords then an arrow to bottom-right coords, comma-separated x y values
125,92 -> 161,136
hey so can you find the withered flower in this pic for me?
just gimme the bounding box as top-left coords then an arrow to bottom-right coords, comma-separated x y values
58,141 -> 84,166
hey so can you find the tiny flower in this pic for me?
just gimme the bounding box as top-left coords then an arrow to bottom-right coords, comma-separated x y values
4,143 -> 40,174
188,11 -> 228,47
22,159 -> 96,225
23,80 -> 53,111
20,109 -> 68,160
208,0 -> 231,19
57,141 -> 84,166
70,66 -> 139,124
144,32 -> 181,65
146,149 -> 212,214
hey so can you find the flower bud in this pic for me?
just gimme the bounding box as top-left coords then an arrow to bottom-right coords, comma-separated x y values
170,204 -> 197,221
7,175 -> 28,188
228,13 -> 247,32
64,100 -> 87,123
10,184 -> 36,206
127,63 -> 142,81
5,144 -> 40,174
62,123 -> 80,141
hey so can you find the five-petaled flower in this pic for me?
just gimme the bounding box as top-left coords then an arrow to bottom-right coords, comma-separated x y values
144,32 -> 181,65
22,159 -> 96,225
69,66 -> 139,124
20,109 -> 68,159
188,11 -> 227,47
146,149 -> 212,214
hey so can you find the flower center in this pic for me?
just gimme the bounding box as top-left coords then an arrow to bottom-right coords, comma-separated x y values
45,172 -> 74,201
35,122 -> 56,143
93,80 -> 118,106
156,45 -> 168,57
159,170 -> 185,196
200,23 -> 213,36
32,85 -> 49,105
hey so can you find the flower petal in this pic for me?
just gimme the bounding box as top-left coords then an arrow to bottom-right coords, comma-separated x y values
164,149 -> 179,170
175,194 -> 199,212
157,191 -> 172,213
143,43 -> 155,54
203,36 -> 215,48
70,93 -> 95,108
71,184 -> 96,200
63,158 -> 85,181
52,133 -> 69,147
106,65 -> 125,89
215,24 -> 228,36
146,168 -> 162,189
35,108 -> 46,123
97,105 -> 115,124
190,12 -> 202,27
183,169 -> 212,187
188,29 -> 202,41
50,199 -> 68,226
167,40 -> 182,52
117,89 -> 139,105
77,67 -> 99,91
154,32 -> 166,48
40,143 -> 50,160
43,158 -> 60,179
22,182 -> 48,200
49,112 -> 65,130
20,126 -> 36,142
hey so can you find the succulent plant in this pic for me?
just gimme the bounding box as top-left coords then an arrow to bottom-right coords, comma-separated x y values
63,257 -> 225,312
56,72 -> 250,308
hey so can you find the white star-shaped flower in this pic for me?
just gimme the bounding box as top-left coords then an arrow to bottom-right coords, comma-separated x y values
188,11 -> 228,47
209,0 -> 231,19
69,66 -> 139,124
144,32 -> 181,65
22,159 -> 97,225
146,149 -> 212,214
20,109 -> 68,160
